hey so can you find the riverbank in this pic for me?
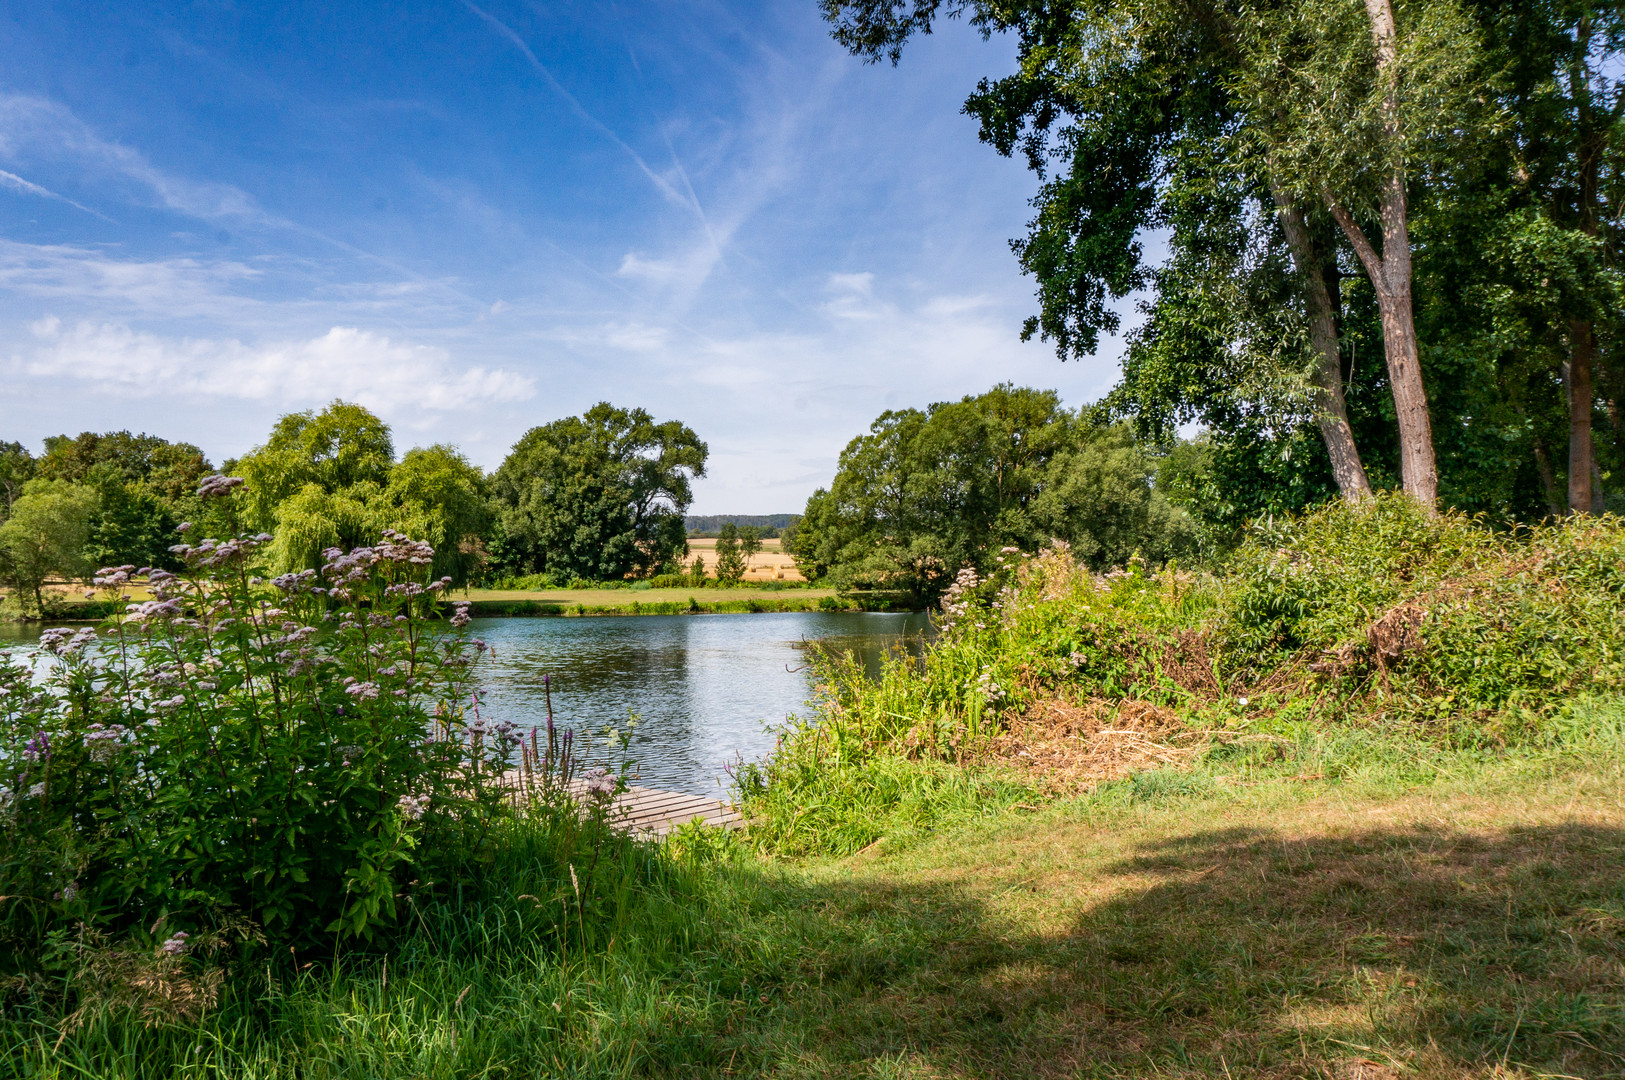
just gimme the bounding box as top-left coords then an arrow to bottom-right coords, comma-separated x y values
458,584 -> 845,617
10,498 -> 1625,1076
0,585 -> 876,623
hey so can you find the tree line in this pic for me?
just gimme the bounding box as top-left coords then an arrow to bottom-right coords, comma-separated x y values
0,401 -> 708,614
0,388 -> 1218,612
821,0 -> 1622,524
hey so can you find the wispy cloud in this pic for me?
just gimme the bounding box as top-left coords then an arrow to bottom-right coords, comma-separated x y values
0,167 -> 113,221
461,1 -> 696,214
0,240 -> 262,316
0,94 -> 267,224
16,319 -> 535,414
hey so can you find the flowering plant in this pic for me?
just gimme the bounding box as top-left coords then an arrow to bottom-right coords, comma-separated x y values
0,485 -> 514,956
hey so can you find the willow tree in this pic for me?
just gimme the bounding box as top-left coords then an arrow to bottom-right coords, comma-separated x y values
234,403 -> 489,580
1233,0 -> 1482,508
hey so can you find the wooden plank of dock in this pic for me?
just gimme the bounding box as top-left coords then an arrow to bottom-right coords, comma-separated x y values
505,774 -> 745,837
605,783 -> 744,836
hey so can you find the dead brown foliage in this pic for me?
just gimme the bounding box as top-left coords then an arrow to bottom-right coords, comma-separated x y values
989,697 -> 1204,794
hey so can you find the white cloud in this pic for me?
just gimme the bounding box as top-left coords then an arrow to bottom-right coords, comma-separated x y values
16,321 -> 535,413
0,240 -> 262,315
0,167 -> 109,219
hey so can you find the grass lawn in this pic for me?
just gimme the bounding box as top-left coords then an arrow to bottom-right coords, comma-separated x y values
758,751 -> 1625,1078
28,735 -> 1624,1078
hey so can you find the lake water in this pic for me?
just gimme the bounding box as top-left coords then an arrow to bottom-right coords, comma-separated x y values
0,611 -> 932,797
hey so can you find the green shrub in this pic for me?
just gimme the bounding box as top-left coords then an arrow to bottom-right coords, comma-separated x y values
486,570 -> 557,590
743,495 -> 1625,855
0,518 -> 519,964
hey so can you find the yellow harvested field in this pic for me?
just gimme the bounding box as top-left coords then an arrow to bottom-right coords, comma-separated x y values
684,537 -> 804,582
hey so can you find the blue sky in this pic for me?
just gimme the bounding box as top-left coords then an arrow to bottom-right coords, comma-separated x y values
0,1 -> 1129,513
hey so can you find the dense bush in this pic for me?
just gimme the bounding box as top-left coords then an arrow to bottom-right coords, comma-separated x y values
0,512 -> 522,969
744,495 -> 1625,853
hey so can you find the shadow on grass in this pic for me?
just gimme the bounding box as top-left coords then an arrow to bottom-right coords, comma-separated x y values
739,821 -> 1625,1079
18,820 -> 1623,1079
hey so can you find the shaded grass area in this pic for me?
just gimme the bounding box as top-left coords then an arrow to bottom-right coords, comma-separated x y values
12,732 -> 1623,1078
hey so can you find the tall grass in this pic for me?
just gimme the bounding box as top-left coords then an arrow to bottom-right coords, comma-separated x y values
1,799 -> 747,1077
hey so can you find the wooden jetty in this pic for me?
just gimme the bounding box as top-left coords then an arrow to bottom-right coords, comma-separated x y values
592,782 -> 745,837
504,774 -> 745,837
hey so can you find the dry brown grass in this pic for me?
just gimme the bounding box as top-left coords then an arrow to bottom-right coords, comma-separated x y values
989,696 -> 1207,793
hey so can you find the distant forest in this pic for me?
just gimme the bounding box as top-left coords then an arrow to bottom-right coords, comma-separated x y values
685,514 -> 797,537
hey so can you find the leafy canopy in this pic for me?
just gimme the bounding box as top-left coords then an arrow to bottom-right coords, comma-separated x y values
492,403 -> 707,582
234,402 -> 489,582
790,384 -> 1193,601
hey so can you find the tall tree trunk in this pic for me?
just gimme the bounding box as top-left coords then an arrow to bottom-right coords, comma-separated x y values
1569,319 -> 1595,513
1327,190 -> 1437,509
1322,0 -> 1439,509
1273,190 -> 1372,500
1565,13 -> 1602,514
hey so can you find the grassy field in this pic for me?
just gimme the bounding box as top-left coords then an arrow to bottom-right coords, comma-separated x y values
458,585 -> 841,616
1,584 -> 844,622
20,728 -> 1623,1078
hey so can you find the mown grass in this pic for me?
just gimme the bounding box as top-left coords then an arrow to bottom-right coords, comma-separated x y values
461,586 -> 842,616
11,706 -> 1623,1078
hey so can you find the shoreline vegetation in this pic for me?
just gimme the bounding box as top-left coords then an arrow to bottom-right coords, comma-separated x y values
1,583 -> 873,624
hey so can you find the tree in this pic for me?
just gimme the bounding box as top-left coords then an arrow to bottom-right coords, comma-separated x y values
714,523 -> 747,585
0,479 -> 96,613
790,385 -> 1192,602
1233,0 -> 1482,509
37,430 -> 212,503
84,464 -> 178,572
1422,0 -> 1625,514
491,404 -> 707,582
821,0 -> 1489,511
382,445 -> 490,585
234,401 -> 395,535
234,401 -> 397,571
0,442 -> 34,518
739,526 -> 763,567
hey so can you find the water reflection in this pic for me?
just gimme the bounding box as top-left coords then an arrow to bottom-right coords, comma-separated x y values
0,611 -> 932,796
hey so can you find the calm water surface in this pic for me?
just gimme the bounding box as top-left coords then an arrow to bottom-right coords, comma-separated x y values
0,612 -> 931,796
470,612 -> 929,795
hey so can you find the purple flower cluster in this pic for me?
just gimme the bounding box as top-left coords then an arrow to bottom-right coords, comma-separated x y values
583,766 -> 616,799
21,731 -> 49,762
169,535 -> 269,569
272,569 -> 324,596
938,567 -> 982,627
377,530 -> 435,566
126,599 -> 184,623
84,723 -> 131,762
342,679 -> 381,701
93,565 -> 138,589
39,627 -> 98,656
196,474 -> 244,499
159,931 -> 190,956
